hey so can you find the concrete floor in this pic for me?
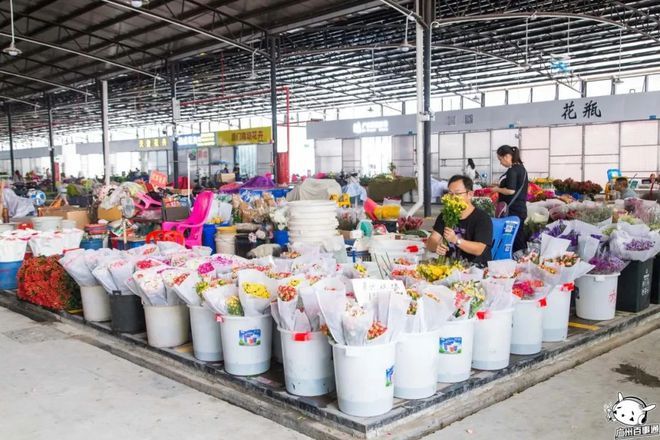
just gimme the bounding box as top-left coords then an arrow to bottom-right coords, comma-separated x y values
1,305 -> 659,440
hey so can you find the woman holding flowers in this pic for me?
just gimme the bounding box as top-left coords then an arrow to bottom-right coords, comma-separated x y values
492,145 -> 528,252
427,175 -> 492,266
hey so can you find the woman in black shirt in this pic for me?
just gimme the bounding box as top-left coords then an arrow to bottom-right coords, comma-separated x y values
492,145 -> 528,253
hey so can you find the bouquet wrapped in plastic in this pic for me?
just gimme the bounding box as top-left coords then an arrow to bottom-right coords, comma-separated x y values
610,222 -> 660,262
237,269 -> 277,316
317,280 -> 408,346
163,268 -> 201,306
532,234 -> 594,286
59,249 -> 96,286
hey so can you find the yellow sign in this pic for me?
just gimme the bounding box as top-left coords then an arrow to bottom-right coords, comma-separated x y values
216,127 -> 272,146
138,137 -> 170,149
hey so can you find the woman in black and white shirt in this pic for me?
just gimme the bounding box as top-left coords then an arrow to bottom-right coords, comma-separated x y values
491,145 -> 528,252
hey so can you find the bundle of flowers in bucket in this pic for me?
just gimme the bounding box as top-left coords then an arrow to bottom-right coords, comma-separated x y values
392,282 -> 455,399
60,249 -> 114,322
609,222 -> 660,312
485,258 -> 549,356
317,279 -> 408,417
28,229 -> 84,257
0,236 -> 28,290
532,234 -> 594,342
575,251 -> 626,321
419,279 -> 483,383
17,256 -> 81,311
126,265 -> 190,348
166,269 -> 224,362
202,269 -> 276,376
271,276 -> 336,396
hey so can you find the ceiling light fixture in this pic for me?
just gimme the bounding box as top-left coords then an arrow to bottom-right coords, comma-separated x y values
248,51 -> 258,80
130,0 -> 145,7
32,104 -> 38,119
400,15 -> 414,51
3,0 -> 21,57
614,28 -> 624,85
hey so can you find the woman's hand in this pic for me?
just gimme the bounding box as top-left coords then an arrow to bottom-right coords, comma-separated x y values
436,242 -> 449,256
443,227 -> 458,244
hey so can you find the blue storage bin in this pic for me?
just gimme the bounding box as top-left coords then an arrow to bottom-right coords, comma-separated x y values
0,260 -> 23,290
80,238 -> 104,250
202,224 -> 217,254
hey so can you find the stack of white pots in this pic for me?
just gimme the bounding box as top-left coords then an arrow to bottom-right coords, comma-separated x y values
287,200 -> 338,244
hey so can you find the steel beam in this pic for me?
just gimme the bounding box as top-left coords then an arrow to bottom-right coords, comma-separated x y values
46,94 -> 56,192
6,104 -> 14,176
270,35 -> 279,182
0,69 -> 91,95
101,80 -> 110,186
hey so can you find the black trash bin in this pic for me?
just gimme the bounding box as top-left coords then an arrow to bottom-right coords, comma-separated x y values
109,293 -> 146,333
651,256 -> 660,305
617,259 -> 653,312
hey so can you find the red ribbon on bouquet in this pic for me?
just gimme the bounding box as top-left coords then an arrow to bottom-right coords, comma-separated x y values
293,332 -> 312,342
560,282 -> 575,292
476,311 -> 490,320
538,297 -> 548,308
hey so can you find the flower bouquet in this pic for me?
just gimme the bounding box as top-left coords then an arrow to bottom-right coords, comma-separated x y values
417,259 -> 464,282
610,222 -> 660,262
587,253 -> 627,275
107,259 -> 136,293
59,249 -> 98,287
201,283 -> 242,317
163,269 -> 201,306
270,276 -> 310,332
18,256 -> 81,311
532,234 -> 594,286
237,269 -> 277,316
317,280 -> 408,346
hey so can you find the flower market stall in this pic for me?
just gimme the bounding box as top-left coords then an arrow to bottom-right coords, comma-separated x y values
1,182 -> 660,437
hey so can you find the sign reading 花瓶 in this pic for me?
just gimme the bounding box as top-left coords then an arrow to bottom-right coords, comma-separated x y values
216,127 -> 272,146
138,136 -> 171,150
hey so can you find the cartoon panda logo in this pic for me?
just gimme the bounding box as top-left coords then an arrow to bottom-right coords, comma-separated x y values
605,392 -> 656,426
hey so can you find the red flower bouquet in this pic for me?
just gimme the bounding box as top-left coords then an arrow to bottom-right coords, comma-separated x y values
17,256 -> 81,311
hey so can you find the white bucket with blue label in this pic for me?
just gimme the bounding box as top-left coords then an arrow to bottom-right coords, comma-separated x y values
279,329 -> 334,397
394,329 -> 441,399
188,305 -> 222,362
510,299 -> 545,355
542,285 -> 572,342
219,314 -> 272,376
472,308 -> 514,371
437,318 -> 475,383
332,341 -> 396,417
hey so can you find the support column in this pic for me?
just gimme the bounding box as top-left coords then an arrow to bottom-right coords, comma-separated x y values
46,94 -> 56,192
6,104 -> 14,177
170,64 -> 180,186
422,0 -> 434,216
101,80 -> 111,185
269,35 -> 279,183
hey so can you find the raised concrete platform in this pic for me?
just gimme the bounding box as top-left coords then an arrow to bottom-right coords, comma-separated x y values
2,290 -> 659,439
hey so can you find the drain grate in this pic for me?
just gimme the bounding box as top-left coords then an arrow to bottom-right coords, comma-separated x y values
2,325 -> 67,344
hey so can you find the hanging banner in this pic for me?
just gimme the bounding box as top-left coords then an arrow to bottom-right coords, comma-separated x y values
149,170 -> 168,188
216,127 -> 272,146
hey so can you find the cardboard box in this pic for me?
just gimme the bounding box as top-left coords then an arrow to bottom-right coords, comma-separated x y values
41,207 -> 91,229
220,173 -> 236,183
97,206 -> 122,222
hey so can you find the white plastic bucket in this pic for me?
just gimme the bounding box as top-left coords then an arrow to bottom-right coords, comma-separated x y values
80,285 -> 111,322
510,299 -> 544,355
279,329 -> 334,396
188,305 -> 222,362
215,235 -> 235,255
61,219 -> 77,230
437,318 -> 475,383
575,274 -> 620,321
272,320 -> 283,363
31,216 -> 62,232
394,330 -> 440,399
143,304 -> 191,348
333,342 -> 396,417
219,314 -> 272,376
542,286 -> 572,342
472,308 -> 514,371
